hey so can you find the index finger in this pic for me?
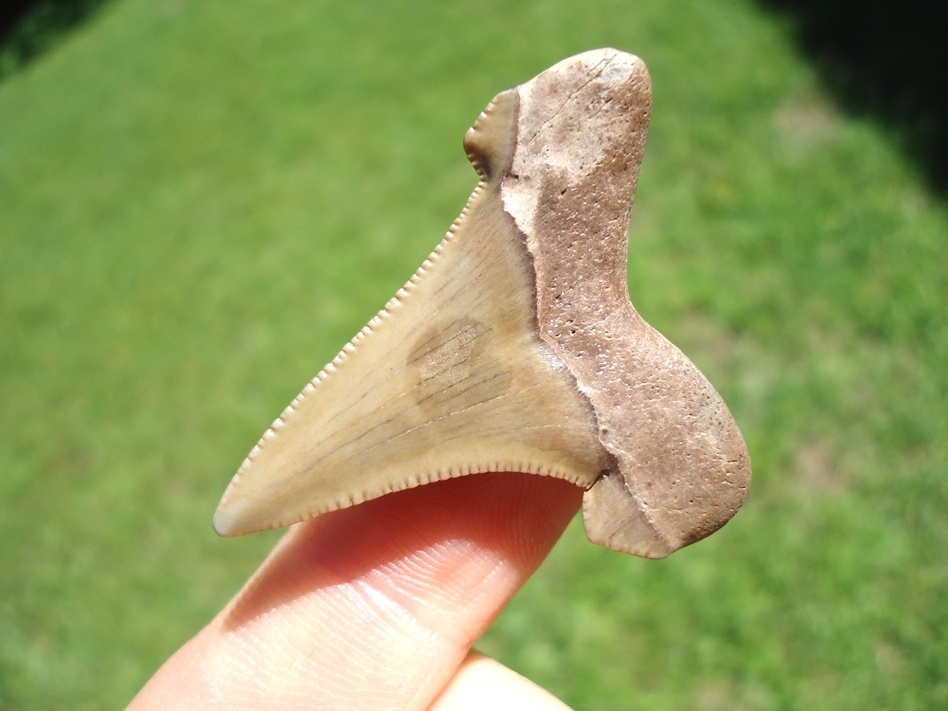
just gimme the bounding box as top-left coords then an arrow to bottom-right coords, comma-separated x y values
129,471 -> 581,710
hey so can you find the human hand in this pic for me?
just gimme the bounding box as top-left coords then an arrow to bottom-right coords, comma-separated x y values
129,472 -> 579,710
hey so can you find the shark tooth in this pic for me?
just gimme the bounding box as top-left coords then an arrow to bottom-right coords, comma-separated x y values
213,49 -> 751,558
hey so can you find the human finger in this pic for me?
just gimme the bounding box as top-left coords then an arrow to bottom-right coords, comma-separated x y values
429,650 -> 573,711
129,471 -> 581,710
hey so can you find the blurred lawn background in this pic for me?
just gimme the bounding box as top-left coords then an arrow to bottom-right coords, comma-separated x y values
1,0 -> 945,708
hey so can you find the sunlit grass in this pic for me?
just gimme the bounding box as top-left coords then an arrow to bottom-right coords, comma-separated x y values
1,0 -> 944,707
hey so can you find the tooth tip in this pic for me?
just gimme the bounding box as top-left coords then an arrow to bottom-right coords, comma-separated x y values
212,497 -> 252,537
211,509 -> 234,537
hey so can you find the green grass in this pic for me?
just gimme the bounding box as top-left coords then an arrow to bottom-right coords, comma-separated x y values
1,0 -> 945,708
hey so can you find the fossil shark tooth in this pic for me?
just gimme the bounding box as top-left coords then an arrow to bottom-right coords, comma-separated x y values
213,48 -> 751,558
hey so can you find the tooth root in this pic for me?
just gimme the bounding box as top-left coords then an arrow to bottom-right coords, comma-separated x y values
502,49 -> 751,558
213,91 -> 608,537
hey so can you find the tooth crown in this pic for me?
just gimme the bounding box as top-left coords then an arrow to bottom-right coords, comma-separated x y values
213,49 -> 751,558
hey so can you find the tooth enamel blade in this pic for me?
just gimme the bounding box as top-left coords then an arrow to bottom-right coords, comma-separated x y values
213,95 -> 608,537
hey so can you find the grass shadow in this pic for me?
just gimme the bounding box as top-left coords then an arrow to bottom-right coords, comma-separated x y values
1,0 -> 113,81
758,0 -> 948,194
